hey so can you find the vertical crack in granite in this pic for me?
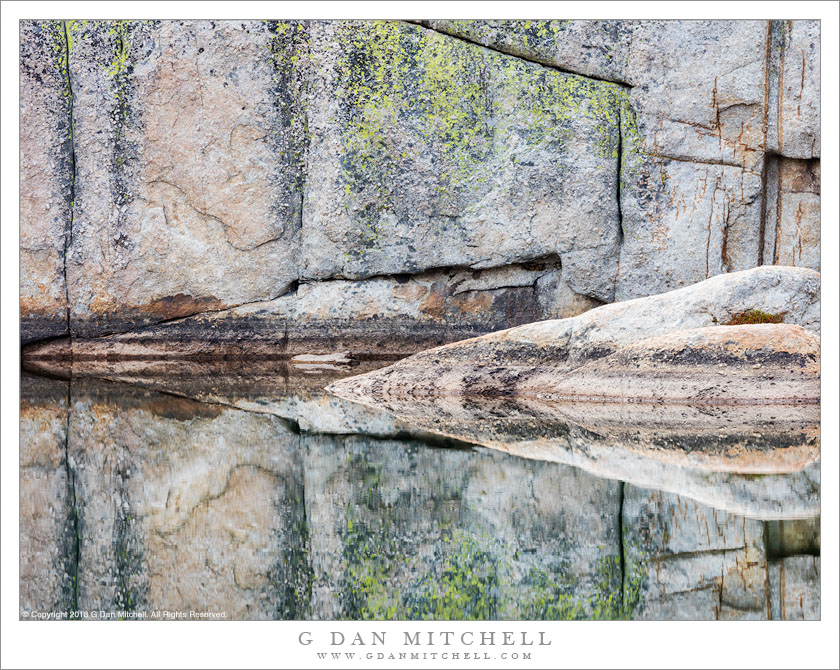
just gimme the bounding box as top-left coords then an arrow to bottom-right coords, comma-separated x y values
772,156 -> 783,264
766,20 -> 789,267
60,20 -> 77,337
615,104 -> 625,296
63,380 -> 80,611
760,155 -> 781,266
758,155 -> 770,266
618,480 -> 625,616
760,20 -> 772,154
758,20 -> 788,268
758,20 -> 772,267
775,21 -> 789,154
720,198 -> 730,272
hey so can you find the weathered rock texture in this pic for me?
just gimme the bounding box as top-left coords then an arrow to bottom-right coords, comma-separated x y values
624,486 -> 774,620
327,266 -> 820,399
23,261 -> 599,359
762,156 -> 820,270
19,375 -> 75,614
768,555 -> 821,620
20,19 -> 820,350
20,22 -> 74,343
541,324 -> 819,404
65,20 -> 302,336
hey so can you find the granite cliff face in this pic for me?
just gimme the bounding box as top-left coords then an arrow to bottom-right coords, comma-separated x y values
20,19 -> 820,351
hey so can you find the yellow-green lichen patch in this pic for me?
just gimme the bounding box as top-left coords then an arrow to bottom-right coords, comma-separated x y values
105,20 -> 132,79
496,58 -> 623,160
518,551 -> 631,621
46,21 -> 84,142
431,20 -> 572,57
339,470 -> 629,620
102,20 -> 140,141
335,21 -> 496,258
618,90 -> 647,193
333,21 -> 624,261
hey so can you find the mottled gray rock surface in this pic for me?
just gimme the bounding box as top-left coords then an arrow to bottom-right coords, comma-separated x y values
20,19 -> 820,348
768,555 -> 821,620
416,20 -> 632,83
624,486 -> 771,620
763,157 -> 820,271
303,21 -> 622,301
65,20 -> 302,336
327,266 -> 820,399
20,22 -> 73,343
766,20 -> 820,159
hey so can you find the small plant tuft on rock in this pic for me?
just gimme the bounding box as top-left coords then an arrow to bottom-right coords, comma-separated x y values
724,309 -> 784,326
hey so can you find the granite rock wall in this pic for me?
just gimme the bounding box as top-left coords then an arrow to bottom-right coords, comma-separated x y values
20,20 -> 820,349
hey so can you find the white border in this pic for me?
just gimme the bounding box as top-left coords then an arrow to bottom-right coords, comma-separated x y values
3,2 -> 838,669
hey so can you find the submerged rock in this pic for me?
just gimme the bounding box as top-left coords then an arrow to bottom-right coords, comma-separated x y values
327,266 -> 820,401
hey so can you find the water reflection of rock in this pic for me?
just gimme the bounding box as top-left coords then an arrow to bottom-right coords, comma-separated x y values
20,372 -> 819,620
325,392 -> 820,521
20,376 -> 75,615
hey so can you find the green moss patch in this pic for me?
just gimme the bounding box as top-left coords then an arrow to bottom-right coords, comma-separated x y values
724,309 -> 784,326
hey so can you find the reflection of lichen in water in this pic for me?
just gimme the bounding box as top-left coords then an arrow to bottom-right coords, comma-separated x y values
520,564 -> 585,620
341,503 -> 635,620
404,529 -> 501,620
519,552 -> 641,620
339,456 -> 405,619
519,556 -> 614,621
341,510 -> 403,619
338,448 -> 640,621
113,508 -> 144,615
621,556 -> 645,619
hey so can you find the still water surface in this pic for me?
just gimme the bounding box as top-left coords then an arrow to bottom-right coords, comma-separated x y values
20,362 -> 820,620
